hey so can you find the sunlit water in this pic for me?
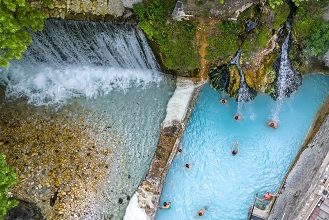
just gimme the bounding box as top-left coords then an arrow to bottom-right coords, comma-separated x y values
156,74 -> 329,220
0,20 -> 175,219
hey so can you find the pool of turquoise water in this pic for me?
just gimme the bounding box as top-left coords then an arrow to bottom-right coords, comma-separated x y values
156,74 -> 329,220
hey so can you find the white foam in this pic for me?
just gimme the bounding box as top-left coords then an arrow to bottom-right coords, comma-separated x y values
123,193 -> 150,220
162,78 -> 196,128
0,64 -> 163,106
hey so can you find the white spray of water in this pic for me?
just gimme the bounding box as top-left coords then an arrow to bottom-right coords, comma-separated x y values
0,20 -> 164,106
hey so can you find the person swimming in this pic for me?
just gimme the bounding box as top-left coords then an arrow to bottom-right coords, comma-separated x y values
268,120 -> 278,129
219,98 -> 228,104
177,147 -> 182,155
234,114 -> 242,121
231,140 -> 240,155
158,201 -> 171,209
197,208 -> 205,216
185,163 -> 192,169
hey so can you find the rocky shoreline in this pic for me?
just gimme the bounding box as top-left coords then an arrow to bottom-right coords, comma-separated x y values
0,99 -> 115,219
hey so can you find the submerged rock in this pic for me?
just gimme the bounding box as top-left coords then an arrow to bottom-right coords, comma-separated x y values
4,200 -> 43,220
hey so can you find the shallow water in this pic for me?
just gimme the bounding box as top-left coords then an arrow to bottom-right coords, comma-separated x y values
156,74 -> 329,220
0,20 -> 176,219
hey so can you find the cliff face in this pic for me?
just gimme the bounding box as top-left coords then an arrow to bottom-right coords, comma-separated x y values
33,0 -> 329,98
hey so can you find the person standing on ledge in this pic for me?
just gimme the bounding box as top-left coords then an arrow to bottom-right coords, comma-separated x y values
268,120 -> 278,129
231,140 -> 240,155
256,192 -> 278,201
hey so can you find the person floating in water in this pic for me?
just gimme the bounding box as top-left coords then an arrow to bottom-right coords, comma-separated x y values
185,163 -> 192,169
234,114 -> 242,121
177,146 -> 182,155
231,140 -> 240,155
196,207 -> 206,217
268,120 -> 278,129
193,206 -> 208,219
219,98 -> 228,104
158,201 -> 171,209
256,192 -> 278,201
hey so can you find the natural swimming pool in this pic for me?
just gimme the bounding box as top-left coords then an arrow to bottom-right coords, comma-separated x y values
156,74 -> 329,220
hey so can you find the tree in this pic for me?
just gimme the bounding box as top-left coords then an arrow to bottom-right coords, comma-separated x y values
0,154 -> 18,218
0,0 -> 49,67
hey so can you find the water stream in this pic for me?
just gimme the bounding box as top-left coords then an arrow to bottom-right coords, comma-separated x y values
0,19 -> 175,219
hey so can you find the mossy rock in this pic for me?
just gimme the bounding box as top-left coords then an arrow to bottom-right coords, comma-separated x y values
227,64 -> 240,100
208,64 -> 230,92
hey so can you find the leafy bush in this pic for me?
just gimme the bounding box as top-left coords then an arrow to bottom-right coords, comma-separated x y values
293,1 -> 329,57
0,154 -> 18,218
304,21 -> 329,57
0,0 -> 49,67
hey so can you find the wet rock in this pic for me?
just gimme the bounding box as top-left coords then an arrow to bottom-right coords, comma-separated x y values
162,120 -> 182,137
4,200 -> 43,220
245,19 -> 259,33
50,190 -> 59,207
209,64 -> 230,93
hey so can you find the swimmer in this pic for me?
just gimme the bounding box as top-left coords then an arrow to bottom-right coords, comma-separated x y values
267,120 -> 278,129
219,98 -> 228,104
231,140 -> 240,155
185,163 -> 192,169
177,146 -> 182,155
234,114 -> 242,121
256,192 -> 278,201
197,208 -> 206,216
158,201 -> 171,209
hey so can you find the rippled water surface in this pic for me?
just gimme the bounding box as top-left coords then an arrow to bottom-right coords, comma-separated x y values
0,20 -> 176,219
156,74 -> 329,220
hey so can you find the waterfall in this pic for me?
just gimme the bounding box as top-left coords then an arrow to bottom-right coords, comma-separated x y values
270,18 -> 302,121
272,19 -> 302,101
0,19 -> 164,106
229,49 -> 257,103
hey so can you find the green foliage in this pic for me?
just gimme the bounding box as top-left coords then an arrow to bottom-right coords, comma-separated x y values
256,25 -> 271,48
293,1 -> 329,57
267,0 -> 307,8
304,21 -> 329,57
206,21 -> 240,60
0,0 -> 48,67
133,0 -> 200,73
272,3 -> 290,30
0,154 -> 18,218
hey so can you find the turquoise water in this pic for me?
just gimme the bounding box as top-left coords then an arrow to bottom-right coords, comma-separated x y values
156,74 -> 329,220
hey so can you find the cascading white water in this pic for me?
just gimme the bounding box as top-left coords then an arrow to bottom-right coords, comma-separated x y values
271,20 -> 302,121
0,19 -> 175,220
0,19 -> 164,106
229,49 -> 256,117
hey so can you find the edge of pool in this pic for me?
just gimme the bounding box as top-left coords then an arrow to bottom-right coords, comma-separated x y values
268,87 -> 329,220
123,77 -> 205,220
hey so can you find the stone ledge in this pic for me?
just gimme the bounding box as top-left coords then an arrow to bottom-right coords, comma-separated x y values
123,78 -> 205,220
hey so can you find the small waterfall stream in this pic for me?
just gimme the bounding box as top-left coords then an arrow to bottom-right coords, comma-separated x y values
229,49 -> 257,116
271,17 -> 302,121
